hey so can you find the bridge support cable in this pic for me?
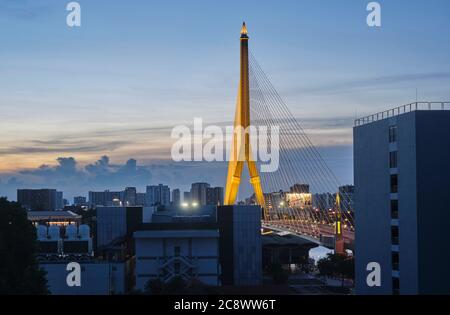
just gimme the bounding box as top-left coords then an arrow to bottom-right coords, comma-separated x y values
249,56 -> 333,221
249,70 -> 316,235
249,63 -> 329,237
248,50 -> 354,237
250,70 -> 323,238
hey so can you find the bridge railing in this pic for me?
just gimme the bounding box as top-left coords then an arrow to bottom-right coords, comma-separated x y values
354,102 -> 450,127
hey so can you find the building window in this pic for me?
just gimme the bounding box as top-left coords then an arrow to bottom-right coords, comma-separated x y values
390,174 -> 398,193
392,277 -> 400,295
389,126 -> 398,143
391,200 -> 399,219
391,226 -> 399,245
392,251 -> 399,271
174,246 -> 181,257
389,151 -> 398,168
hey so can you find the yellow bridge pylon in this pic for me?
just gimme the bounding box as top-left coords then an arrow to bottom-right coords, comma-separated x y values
224,23 -> 267,216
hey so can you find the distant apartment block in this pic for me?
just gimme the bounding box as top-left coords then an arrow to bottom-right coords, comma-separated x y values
17,188 -> 60,211
354,102 -> 450,295
88,190 -> 123,207
189,183 -> 224,206
171,188 -> 181,206
123,187 -> 137,206
207,186 -> 224,206
73,196 -> 87,206
146,184 -> 170,206
190,182 -> 210,206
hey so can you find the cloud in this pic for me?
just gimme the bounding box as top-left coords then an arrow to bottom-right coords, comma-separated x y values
287,72 -> 450,96
0,140 -> 128,155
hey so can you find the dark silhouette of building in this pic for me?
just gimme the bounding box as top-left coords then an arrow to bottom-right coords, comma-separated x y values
17,189 -> 58,211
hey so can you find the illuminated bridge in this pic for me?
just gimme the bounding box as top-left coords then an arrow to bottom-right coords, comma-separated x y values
225,23 -> 354,252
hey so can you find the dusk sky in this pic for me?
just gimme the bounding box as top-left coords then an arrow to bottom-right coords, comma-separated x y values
1,0 -> 450,201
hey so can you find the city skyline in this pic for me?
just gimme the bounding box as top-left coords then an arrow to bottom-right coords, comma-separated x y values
2,0 -> 450,200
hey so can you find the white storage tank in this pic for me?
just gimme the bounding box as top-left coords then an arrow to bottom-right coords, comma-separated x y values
78,224 -> 90,239
48,225 -> 60,240
37,225 -> 47,240
66,224 -> 77,240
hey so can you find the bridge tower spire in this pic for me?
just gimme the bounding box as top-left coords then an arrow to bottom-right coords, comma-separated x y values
225,22 -> 267,214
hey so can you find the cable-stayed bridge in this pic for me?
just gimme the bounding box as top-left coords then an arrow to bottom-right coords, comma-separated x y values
225,23 -> 354,252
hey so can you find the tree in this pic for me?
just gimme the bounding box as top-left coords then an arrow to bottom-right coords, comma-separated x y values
0,197 -> 49,294
317,253 -> 354,287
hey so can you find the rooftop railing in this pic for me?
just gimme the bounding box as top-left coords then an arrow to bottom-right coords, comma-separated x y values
354,102 -> 450,127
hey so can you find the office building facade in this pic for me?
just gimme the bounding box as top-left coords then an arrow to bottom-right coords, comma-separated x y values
134,222 -> 220,290
217,205 -> 262,286
96,206 -> 143,248
354,106 -> 450,295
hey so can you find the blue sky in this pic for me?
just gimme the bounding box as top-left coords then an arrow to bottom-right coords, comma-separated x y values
1,0 -> 450,201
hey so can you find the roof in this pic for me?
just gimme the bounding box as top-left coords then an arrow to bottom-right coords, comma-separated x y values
135,222 -> 218,231
27,210 -> 81,221
354,102 -> 450,127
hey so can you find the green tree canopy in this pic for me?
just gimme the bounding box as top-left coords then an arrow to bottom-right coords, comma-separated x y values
317,253 -> 354,287
0,197 -> 48,294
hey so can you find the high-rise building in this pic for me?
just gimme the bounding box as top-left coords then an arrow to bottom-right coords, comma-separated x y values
123,187 -> 137,206
206,187 -> 224,206
88,190 -> 123,207
354,105 -> 450,295
17,189 -> 57,211
56,191 -> 64,210
136,193 -> 146,206
190,182 -> 210,206
171,189 -> 181,206
73,196 -> 87,206
183,191 -> 191,204
146,184 -> 170,206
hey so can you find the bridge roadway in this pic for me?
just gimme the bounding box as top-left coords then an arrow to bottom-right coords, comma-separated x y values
263,221 -> 355,250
